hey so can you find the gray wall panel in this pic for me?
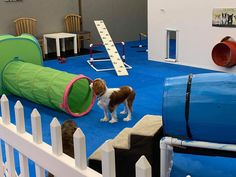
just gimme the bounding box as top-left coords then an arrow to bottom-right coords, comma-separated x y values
82,0 -> 147,43
0,0 -> 147,45
0,0 -> 79,36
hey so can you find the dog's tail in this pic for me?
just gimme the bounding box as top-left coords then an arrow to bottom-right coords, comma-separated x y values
127,90 -> 135,112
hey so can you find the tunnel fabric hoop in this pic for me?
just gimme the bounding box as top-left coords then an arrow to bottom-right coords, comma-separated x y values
2,60 -> 95,116
62,75 -> 96,117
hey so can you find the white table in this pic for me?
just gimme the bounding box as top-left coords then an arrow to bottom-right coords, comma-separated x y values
43,32 -> 77,58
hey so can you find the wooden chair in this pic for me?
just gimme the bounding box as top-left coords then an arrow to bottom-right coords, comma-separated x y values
14,17 -> 44,57
64,14 -> 91,52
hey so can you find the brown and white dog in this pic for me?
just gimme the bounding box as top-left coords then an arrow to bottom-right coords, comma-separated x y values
91,78 -> 135,123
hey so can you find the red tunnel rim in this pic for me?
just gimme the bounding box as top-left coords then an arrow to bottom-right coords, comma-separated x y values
212,42 -> 233,67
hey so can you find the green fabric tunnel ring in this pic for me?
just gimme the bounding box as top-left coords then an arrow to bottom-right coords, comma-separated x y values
2,61 -> 96,117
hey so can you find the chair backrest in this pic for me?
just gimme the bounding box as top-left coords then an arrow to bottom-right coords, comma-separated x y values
65,14 -> 81,33
14,17 -> 37,36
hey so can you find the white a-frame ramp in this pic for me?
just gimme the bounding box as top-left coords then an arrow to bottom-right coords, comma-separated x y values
94,20 -> 129,76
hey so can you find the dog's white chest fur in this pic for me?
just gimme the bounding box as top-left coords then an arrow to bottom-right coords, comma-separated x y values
98,88 -> 119,108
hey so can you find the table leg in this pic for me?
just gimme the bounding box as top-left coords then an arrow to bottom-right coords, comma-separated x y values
74,36 -> 78,54
62,38 -> 65,52
56,38 -> 60,57
43,36 -> 48,55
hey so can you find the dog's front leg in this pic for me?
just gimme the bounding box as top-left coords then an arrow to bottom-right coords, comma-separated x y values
98,100 -> 109,122
100,107 -> 109,122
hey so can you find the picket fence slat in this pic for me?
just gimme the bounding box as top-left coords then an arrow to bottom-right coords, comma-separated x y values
101,141 -> 116,177
1,96 -> 17,177
0,140 -> 5,176
15,101 -> 30,177
15,101 -> 25,134
136,156 -> 152,177
74,128 -> 87,170
5,143 -> 16,177
35,164 -> 45,177
31,109 -> 46,177
19,153 -> 29,177
0,94 -> 10,125
50,118 -> 63,156
31,109 -> 43,144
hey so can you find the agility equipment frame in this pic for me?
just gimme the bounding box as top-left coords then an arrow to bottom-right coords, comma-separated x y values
87,42 -> 132,72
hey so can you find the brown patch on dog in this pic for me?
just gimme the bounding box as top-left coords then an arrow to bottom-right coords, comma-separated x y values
109,86 -> 135,113
48,120 -> 77,177
92,79 -> 107,96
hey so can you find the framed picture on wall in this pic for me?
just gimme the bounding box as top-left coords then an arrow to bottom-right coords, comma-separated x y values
212,8 -> 236,27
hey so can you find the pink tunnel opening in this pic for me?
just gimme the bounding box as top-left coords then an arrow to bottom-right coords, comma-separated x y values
61,74 -> 96,117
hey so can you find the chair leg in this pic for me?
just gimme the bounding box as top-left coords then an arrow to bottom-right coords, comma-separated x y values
77,36 -> 81,53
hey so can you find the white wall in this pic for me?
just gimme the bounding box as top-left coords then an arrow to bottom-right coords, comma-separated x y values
148,0 -> 236,72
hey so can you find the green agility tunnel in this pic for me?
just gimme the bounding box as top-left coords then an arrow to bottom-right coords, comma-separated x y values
0,34 -> 95,117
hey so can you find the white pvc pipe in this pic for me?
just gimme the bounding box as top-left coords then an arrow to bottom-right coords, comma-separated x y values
160,140 -> 172,177
162,137 -> 236,152
160,137 -> 236,177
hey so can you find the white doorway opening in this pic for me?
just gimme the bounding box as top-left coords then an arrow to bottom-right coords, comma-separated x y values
165,29 -> 178,62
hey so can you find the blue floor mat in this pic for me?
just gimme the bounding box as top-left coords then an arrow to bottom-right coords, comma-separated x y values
1,40 -> 235,177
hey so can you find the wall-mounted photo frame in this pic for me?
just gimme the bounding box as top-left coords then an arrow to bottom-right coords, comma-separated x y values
212,8 -> 236,27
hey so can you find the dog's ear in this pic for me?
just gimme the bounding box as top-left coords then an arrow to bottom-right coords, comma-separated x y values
92,78 -> 106,96
93,78 -> 106,87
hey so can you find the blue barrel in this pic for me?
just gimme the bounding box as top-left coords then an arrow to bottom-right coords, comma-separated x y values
162,73 -> 236,144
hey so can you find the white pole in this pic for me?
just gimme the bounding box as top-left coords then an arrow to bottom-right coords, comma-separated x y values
160,139 -> 171,177
161,137 -> 236,177
167,145 -> 173,170
163,137 -> 236,152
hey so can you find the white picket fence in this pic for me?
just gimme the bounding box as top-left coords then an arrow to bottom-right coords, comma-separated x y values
0,94 -> 152,177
